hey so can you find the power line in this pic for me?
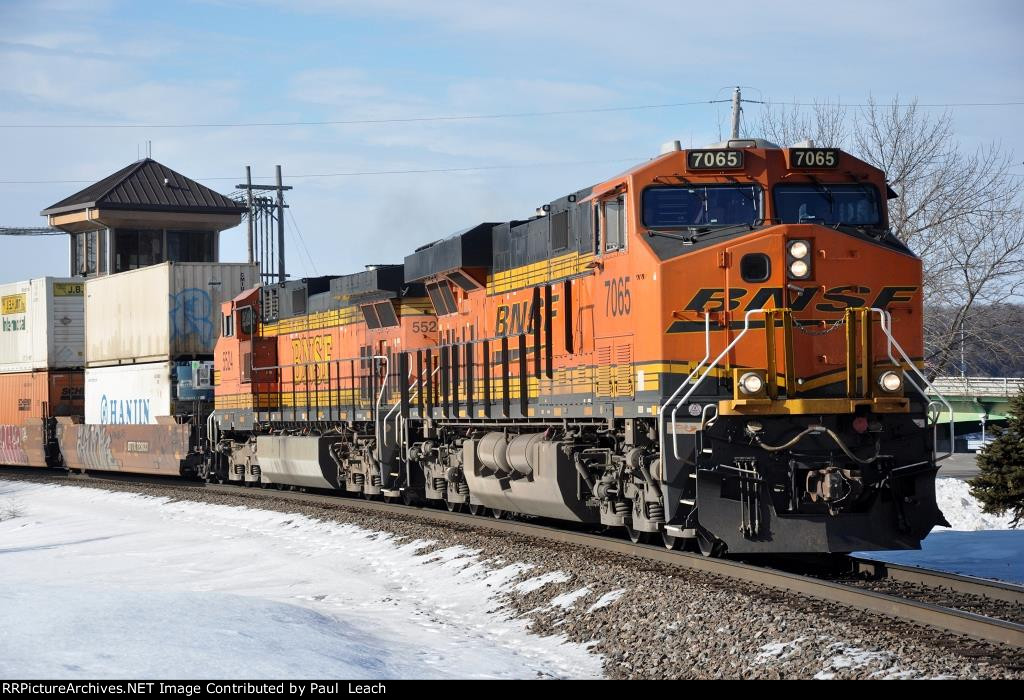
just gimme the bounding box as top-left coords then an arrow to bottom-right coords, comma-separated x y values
1,98 -> 1021,131
0,156 -> 647,185
0,100 -> 730,129
286,208 -> 318,277
762,100 -> 1024,108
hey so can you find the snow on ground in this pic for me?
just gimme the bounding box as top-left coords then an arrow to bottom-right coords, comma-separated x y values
935,478 -> 1017,531
755,637 -> 805,664
758,638 -> 936,679
513,571 -> 570,594
856,478 -> 1024,584
549,587 -> 591,610
0,479 -> 603,680
812,644 -> 899,680
586,589 -> 624,613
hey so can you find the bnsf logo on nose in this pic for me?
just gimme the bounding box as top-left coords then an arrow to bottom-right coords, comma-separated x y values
684,285 -> 918,313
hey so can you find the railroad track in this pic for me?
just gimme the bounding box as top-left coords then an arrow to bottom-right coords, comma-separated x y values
3,466 -> 1023,649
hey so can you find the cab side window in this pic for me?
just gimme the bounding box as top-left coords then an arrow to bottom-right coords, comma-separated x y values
604,196 -> 626,252
237,307 -> 254,337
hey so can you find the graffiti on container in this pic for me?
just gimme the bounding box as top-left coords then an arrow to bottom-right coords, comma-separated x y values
74,425 -> 121,470
59,423 -> 188,474
169,288 -> 214,348
0,425 -> 29,465
100,395 -> 152,424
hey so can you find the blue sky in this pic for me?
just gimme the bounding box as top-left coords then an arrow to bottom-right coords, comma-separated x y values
1,0 -> 1022,281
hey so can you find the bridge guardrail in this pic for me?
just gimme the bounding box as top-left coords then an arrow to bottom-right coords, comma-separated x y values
930,376 -> 1024,398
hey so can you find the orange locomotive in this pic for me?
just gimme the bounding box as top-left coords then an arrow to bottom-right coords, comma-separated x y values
212,266 -> 437,495
210,139 -> 949,555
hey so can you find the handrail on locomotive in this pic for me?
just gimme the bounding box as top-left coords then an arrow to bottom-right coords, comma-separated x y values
660,306 -> 954,463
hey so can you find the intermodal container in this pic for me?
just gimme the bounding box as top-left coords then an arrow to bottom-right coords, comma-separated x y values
85,360 -> 213,424
0,277 -> 85,373
0,370 -> 84,424
85,262 -> 259,366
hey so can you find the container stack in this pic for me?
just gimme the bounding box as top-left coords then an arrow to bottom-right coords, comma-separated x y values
83,261 -> 258,424
0,277 -> 85,465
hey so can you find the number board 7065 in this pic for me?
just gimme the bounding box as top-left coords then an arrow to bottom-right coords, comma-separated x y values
686,149 -> 744,171
788,148 -> 840,169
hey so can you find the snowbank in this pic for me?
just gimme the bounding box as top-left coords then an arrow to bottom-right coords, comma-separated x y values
0,480 -> 602,680
859,478 -> 1024,584
934,478 -> 1017,531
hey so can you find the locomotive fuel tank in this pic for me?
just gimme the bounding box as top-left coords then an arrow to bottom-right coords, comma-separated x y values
255,434 -> 344,490
463,433 -> 599,522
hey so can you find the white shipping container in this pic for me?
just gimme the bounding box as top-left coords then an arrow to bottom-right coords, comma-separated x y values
85,361 -> 172,425
85,261 -> 259,366
0,277 -> 85,373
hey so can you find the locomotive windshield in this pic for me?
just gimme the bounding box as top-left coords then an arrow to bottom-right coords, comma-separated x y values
642,184 -> 762,229
773,184 -> 880,226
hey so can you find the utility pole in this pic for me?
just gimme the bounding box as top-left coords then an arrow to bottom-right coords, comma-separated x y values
236,166 -> 293,284
730,86 -> 742,140
960,318 -> 967,379
245,166 -> 254,265
276,165 -> 286,284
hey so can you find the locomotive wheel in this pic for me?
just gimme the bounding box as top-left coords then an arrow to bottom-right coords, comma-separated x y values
468,503 -> 485,516
661,530 -> 682,551
491,508 -> 505,520
625,524 -> 652,545
445,500 -> 463,513
401,490 -> 420,507
696,526 -> 725,558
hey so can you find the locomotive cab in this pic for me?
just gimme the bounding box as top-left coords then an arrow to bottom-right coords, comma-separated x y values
213,287 -> 279,426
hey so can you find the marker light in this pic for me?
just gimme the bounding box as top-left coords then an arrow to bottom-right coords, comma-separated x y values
739,372 -> 765,395
878,371 -> 903,393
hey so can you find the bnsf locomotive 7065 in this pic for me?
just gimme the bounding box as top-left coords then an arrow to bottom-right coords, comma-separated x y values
5,140 -> 953,556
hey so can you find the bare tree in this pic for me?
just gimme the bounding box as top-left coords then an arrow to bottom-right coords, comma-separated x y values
757,100 -> 848,148
920,203 -> 1024,377
854,97 -> 1024,377
757,96 -> 1024,377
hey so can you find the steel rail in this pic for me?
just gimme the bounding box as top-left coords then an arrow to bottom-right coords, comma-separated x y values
848,556 -> 1024,604
3,466 -> 1022,648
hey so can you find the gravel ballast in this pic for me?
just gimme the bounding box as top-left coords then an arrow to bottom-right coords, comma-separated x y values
2,471 -> 1021,680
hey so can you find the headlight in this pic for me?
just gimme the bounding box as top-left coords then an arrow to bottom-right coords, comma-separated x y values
878,371 -> 903,393
787,239 -> 812,279
739,372 -> 765,395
